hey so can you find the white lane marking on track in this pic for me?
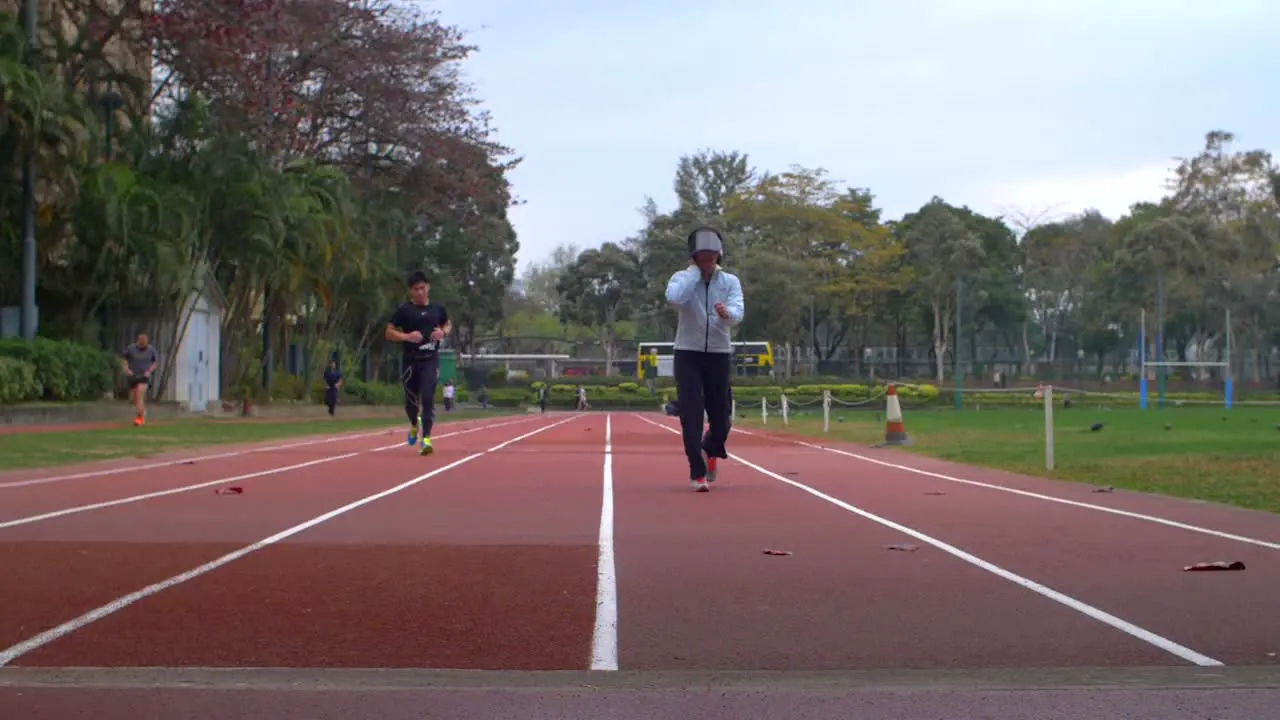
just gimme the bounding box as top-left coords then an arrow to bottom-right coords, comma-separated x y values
727,426 -> 1280,552
0,415 -> 520,489
590,413 -> 618,671
633,414 -> 1225,668
0,414 -> 583,667
0,417 -> 539,530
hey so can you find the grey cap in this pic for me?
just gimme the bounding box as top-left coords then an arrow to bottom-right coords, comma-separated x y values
687,227 -> 724,258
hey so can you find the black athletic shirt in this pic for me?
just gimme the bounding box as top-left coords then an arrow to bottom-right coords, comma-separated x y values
389,301 -> 449,363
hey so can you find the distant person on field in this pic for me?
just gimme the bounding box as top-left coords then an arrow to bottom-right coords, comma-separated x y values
665,226 -> 744,492
121,333 -> 158,426
323,360 -> 343,416
443,380 -> 456,412
576,385 -> 589,410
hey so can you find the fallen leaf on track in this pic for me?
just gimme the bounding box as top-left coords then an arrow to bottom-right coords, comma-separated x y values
1183,560 -> 1245,572
762,549 -> 792,556
885,544 -> 919,552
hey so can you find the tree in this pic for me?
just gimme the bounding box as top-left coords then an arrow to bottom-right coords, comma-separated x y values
555,243 -> 645,374
1,0 -> 521,400
900,199 -> 986,382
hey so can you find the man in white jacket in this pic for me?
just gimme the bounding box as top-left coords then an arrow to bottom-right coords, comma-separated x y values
664,227 -> 745,492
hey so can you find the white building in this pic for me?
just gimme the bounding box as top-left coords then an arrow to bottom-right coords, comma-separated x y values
150,277 -> 225,412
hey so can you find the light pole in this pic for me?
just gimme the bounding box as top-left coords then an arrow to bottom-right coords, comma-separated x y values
18,0 -> 40,340
954,275 -> 963,409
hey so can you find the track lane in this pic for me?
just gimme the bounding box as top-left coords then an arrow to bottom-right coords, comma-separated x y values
0,416 -> 536,526
611,414 -> 1180,671
713,422 -> 1280,667
7,414 -> 606,669
738,423 -> 1280,547
0,416 -> 567,660
0,414 -> 526,491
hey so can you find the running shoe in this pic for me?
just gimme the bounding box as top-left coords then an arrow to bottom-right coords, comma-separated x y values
690,477 -> 710,492
706,456 -> 718,483
419,436 -> 434,455
407,425 -> 418,447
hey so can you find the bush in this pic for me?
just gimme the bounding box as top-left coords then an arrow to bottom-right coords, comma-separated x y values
0,357 -> 42,404
484,388 -> 527,407
0,337 -> 117,401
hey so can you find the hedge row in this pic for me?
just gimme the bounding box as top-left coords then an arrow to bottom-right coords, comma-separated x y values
0,338 -> 118,403
0,357 -> 41,404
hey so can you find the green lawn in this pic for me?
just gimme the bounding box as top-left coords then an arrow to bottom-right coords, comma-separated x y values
736,404 -> 1280,513
0,409 -> 516,472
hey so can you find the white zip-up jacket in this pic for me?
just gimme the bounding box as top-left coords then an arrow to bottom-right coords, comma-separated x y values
665,265 -> 745,353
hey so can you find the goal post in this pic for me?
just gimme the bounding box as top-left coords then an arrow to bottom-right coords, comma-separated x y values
1139,308 -> 1233,410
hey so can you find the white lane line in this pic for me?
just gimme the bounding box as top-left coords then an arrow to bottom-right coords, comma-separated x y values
590,413 -> 619,671
365,417 -> 535,454
0,414 -> 517,489
0,416 -> 539,530
729,426 -> 1280,552
0,414 -> 581,668
633,414 -> 1225,668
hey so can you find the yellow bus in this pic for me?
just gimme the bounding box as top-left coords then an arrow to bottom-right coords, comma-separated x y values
637,341 -> 774,379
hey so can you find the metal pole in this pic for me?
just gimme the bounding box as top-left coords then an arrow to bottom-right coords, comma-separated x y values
1156,270 -> 1166,409
809,295 -> 816,377
18,0 -> 40,341
953,275 -> 963,409
1043,384 -> 1055,470
260,44 -> 275,392
1139,308 -> 1148,409
1224,308 -> 1233,410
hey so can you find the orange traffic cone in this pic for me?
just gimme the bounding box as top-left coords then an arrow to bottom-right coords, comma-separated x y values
877,383 -> 912,447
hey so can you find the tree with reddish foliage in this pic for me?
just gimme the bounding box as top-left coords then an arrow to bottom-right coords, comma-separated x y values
148,0 -> 521,355
149,0 -> 515,184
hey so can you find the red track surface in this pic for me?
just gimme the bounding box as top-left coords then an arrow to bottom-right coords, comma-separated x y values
2,410 -> 1278,717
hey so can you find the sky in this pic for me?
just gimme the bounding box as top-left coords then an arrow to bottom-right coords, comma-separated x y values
422,0 -> 1280,274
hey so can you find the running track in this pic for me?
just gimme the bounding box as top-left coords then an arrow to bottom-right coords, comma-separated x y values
2,411 -> 1279,719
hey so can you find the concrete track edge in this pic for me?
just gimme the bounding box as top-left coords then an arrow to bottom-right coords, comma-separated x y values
3,666 -> 1280,691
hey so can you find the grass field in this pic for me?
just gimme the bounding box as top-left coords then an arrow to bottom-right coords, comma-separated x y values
736,404 -> 1280,513
0,409 -> 516,472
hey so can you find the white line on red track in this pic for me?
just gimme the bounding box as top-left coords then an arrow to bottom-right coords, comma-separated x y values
0,415 -> 522,489
0,416 -> 539,530
0,413 -> 583,667
633,413 -> 1224,668
728,426 -> 1280,552
590,413 -> 618,671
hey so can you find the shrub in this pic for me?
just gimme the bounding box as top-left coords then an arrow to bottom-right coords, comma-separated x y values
0,357 -> 42,404
0,337 -> 116,401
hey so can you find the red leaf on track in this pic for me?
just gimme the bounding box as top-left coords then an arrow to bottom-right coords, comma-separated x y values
215,486 -> 244,495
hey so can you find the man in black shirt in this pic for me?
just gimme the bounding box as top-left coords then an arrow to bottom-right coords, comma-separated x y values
385,270 -> 451,455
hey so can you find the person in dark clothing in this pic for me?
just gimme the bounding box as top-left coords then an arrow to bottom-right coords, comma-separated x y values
664,227 -> 745,492
322,360 -> 343,416
384,270 -> 451,455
